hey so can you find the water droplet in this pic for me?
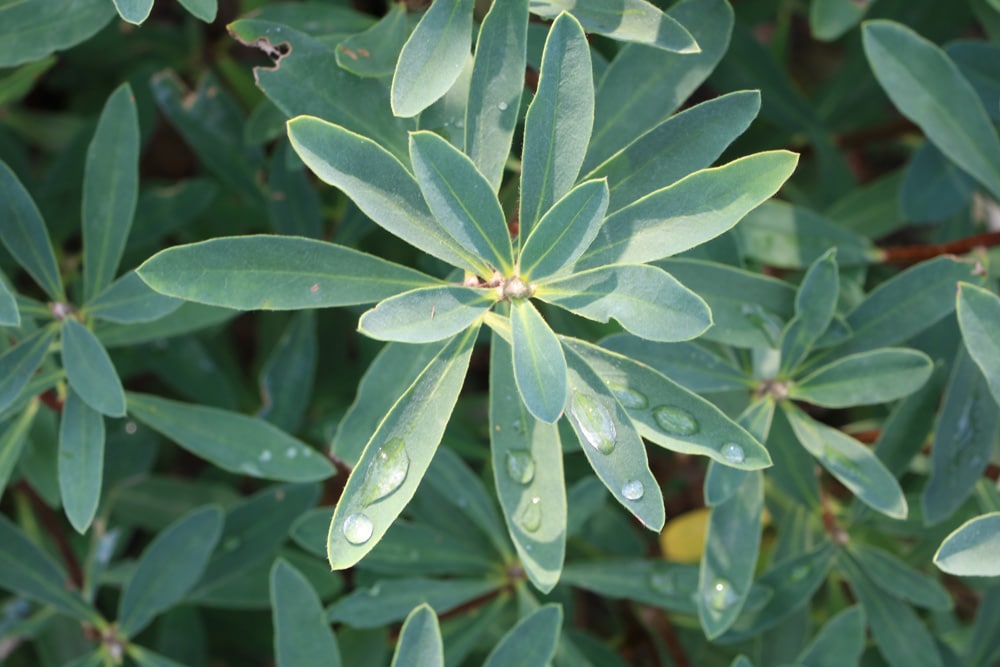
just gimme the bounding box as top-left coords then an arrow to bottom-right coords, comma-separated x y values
505,450 -> 535,485
259,450 -> 272,463
706,578 -> 738,611
607,380 -> 648,409
721,443 -> 745,464
342,513 -> 373,545
497,101 -> 509,111
570,393 -> 616,454
621,479 -> 645,500
651,572 -> 676,595
285,447 -> 298,458
790,565 -> 810,582
455,118 -> 464,128
519,497 -> 542,532
362,437 -> 409,505
124,421 -> 137,435
240,462 -> 262,476
653,405 -> 699,436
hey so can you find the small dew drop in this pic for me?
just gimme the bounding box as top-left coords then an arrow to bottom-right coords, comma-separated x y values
653,405 -> 699,436
223,537 -> 240,552
342,513 -> 374,545
362,437 -> 409,505
285,447 -> 298,458
455,118 -> 464,128
706,578 -> 738,611
259,450 -> 272,463
607,380 -> 648,409
621,479 -> 645,501
124,421 -> 138,435
721,443 -> 745,464
505,450 -> 536,485
650,572 -> 676,595
570,393 -> 616,454
497,101 -> 509,111
519,497 -> 542,532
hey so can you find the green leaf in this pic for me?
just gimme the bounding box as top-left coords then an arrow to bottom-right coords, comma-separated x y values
465,0 -> 528,190
934,512 -> 1000,576
789,348 -> 933,408
600,334 -> 747,393
900,143 -> 976,223
704,400 -> 775,505
511,299 -> 568,424
0,160 -> 64,301
391,0 -> 474,117
0,512 -> 100,623
873,364 -> 947,478
537,264 -> 711,343
484,604 -> 562,667
698,470 -> 763,638
519,12 -> 594,238
851,544 -> 952,610
810,0 -> 869,41
567,340 -> 770,469
0,326 -> 58,414
586,91 -> 761,213
61,318 -> 126,418
957,282 -> 1000,407
287,116 -> 483,273
779,249 -> 839,375
58,390 -> 105,534
563,346 -> 665,531
138,236 -> 436,310
841,551 -> 943,667
863,20 -> 1000,200
796,606 -> 865,667
409,130 -> 514,274
258,312 -> 316,433
327,577 -> 497,628
271,559 -> 342,667
336,2 -> 407,78
519,180 -> 609,282
126,392 -> 334,482
111,0 -> 153,24
392,604 -> 443,667
267,142 -> 322,238
332,341 -> 446,466
85,271 -> 183,324
127,646 -> 188,667
947,40 -> 1000,123
490,334 -> 566,593
96,302 -> 236,349
0,271 -> 18,327
578,151 -> 798,268
327,326 -> 477,569
529,0 -> 697,53
783,403 -> 907,519
560,560 -> 699,614
736,200 -> 878,270
177,0 -> 216,22
0,0 -> 114,68
118,506 -> 223,637
585,0 -> 733,170
359,286 -> 492,343
0,397 -> 38,495
0,56 -> 57,107
840,256 -> 980,355
922,347 -> 1000,524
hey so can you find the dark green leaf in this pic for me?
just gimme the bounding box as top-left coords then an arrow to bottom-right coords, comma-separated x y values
484,604 -> 562,667
85,271 -> 183,324
138,236 -> 436,310
934,512 -> 1000,576
789,348 -> 933,408
947,40 -> 1000,123
511,299 -> 568,424
0,0 -> 113,68
271,559 -> 342,667
327,577 -> 497,628
0,326 -> 58,414
0,270 -> 18,327
118,506 -> 223,637
957,282 -> 1000,407
359,286 -> 492,343
810,0 -> 869,40
873,363 -> 947,478
177,0 -> 215,22
61,318 -> 126,418
127,646 -> 188,667
96,302 -> 236,349
126,392 -> 334,482
336,2 -> 407,78
900,143 -> 976,223
560,560 -> 699,614
851,544 -> 952,610
529,0 -> 697,53
0,397 -> 38,495
0,160 -> 64,300
392,604 -> 442,667
267,143 -> 323,238
796,606 -> 865,667
779,249 -> 839,375
58,390 -> 105,534
258,312 -> 316,433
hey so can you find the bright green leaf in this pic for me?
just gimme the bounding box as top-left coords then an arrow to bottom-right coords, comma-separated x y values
520,179 -> 609,282
271,559 -> 342,667
0,160 -> 64,301
85,271 -> 183,324
392,604 -> 443,667
61,318 -> 126,418
359,286 -> 492,343
511,299 -> 568,424
934,512 -> 1000,576
529,0 -> 697,53
600,334 -> 748,393
704,399 -> 774,506
789,348 -> 933,408
957,282 -> 1000,407
483,604 -> 562,667
58,390 -> 105,534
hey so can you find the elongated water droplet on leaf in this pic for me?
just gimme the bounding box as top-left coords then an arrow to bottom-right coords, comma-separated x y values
706,578 -> 738,611
622,479 -> 645,501
362,437 -> 409,504
519,497 -> 542,532
721,442 -> 745,464
570,393 -> 616,454
342,513 -> 374,545
505,449 -> 535,485
653,406 -> 699,436
607,380 -> 648,409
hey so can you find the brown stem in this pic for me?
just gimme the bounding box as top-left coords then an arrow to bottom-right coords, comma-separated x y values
879,231 -> 1000,265
14,481 -> 84,589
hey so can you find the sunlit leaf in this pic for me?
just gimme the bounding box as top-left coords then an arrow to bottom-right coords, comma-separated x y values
391,604 -> 442,667
511,299 -> 568,424
271,559 -> 342,667
934,512 -> 1000,576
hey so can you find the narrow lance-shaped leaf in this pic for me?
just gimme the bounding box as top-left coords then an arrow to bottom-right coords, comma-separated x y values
138,235 -> 438,310
490,334 -> 566,593
287,117 -> 483,273
82,83 -> 139,301
271,559 -> 342,667
58,390 -> 105,534
0,398 -> 38,496
327,577 -> 497,628
0,0 -> 114,69
61,318 -> 126,418
483,604 -> 562,667
519,12 -> 594,239
536,264 -> 712,343
465,0 -> 528,190
779,248 -> 839,375
957,282 -> 1000,407
126,392 -> 335,482
796,606 -> 866,667
563,345 -> 665,531
704,398 -> 775,506
511,299 -> 567,424
863,20 -> 1000,200
336,2 -> 408,78
359,286 -> 493,344
783,403 -> 907,519
117,506 -> 223,637
0,161 -> 64,301
409,130 -> 514,274
258,311 -> 316,433
789,348 -> 934,408
391,604 -> 443,667
391,0 -> 475,118
328,326 -> 477,569
0,326 -> 58,414
934,512 -> 1000,577
85,271 -> 183,324
850,544 -> 952,610
577,151 -> 798,269
529,0 -> 698,53
0,268 -> 21,327
600,333 -> 748,393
